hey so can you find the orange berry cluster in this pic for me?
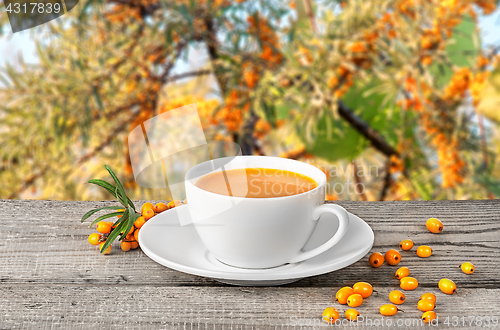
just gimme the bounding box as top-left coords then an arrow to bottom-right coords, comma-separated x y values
323,282 -> 373,323
87,200 -> 185,254
215,15 -> 282,135
324,216 -> 475,324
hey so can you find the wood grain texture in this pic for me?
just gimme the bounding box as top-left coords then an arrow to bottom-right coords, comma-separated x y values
1,199 -> 499,329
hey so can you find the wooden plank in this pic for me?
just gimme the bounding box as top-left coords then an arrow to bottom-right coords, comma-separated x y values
0,286 -> 498,329
1,199 -> 499,329
0,200 -> 499,288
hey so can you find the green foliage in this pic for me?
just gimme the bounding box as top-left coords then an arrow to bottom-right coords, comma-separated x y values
296,80 -> 402,162
432,14 -> 479,87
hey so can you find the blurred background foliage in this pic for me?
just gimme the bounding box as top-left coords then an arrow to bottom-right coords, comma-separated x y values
0,0 -> 499,201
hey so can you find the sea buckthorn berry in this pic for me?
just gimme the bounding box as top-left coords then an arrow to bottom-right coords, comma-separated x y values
416,245 -> 432,258
336,287 -> 354,305
438,278 -> 456,295
420,293 -> 436,303
417,299 -> 435,312
389,290 -> 406,305
134,228 -> 140,242
96,221 -> 112,234
121,241 -> 131,252
125,234 -> 134,241
134,216 -> 146,229
426,218 -> 443,233
380,304 -> 399,316
395,267 -> 410,279
345,309 -> 360,321
88,233 -> 101,246
154,202 -> 168,213
141,202 -> 154,215
123,226 -> 134,236
335,286 -> 352,300
131,241 -> 139,249
385,249 -> 401,266
347,294 -> 363,307
322,307 -> 339,324
460,262 -> 475,274
422,311 -> 437,324
99,242 -> 111,255
399,239 -> 414,251
167,200 -> 183,209
353,282 -> 373,298
400,277 -> 419,290
369,252 -> 384,267
143,208 -> 155,220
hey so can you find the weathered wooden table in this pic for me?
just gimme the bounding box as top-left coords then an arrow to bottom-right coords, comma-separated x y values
1,199 -> 499,329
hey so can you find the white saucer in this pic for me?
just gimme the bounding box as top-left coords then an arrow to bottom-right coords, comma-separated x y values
138,205 -> 374,286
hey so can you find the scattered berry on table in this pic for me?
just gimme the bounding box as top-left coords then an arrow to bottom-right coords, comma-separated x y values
422,311 -> 437,323
353,282 -> 373,298
389,290 -> 406,305
380,304 -> 399,316
385,249 -> 401,266
369,252 -> 384,267
395,267 -> 410,279
335,287 -> 354,305
438,278 -> 456,295
345,309 -> 360,321
399,239 -> 414,251
400,277 -> 419,290
460,262 -> 475,274
426,218 -> 443,233
420,293 -> 436,303
417,299 -> 435,312
347,293 -> 363,307
416,245 -> 432,258
322,307 -> 339,324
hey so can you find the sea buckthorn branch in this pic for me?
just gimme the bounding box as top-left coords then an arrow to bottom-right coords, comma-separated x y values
82,165 -> 139,253
337,100 -> 399,158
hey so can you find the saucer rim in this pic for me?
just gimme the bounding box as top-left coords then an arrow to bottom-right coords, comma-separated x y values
138,205 -> 374,281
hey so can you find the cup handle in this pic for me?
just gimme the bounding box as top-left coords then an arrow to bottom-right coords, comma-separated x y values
289,204 -> 350,264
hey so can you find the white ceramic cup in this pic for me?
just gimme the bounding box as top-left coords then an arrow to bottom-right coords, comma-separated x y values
185,155 -> 350,269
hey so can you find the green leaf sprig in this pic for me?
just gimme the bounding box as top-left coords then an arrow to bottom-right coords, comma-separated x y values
81,165 -> 139,253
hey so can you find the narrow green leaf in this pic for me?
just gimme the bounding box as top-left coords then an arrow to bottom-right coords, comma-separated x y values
104,165 -> 135,211
88,211 -> 124,228
81,205 -> 123,223
120,206 -> 137,241
87,179 -> 118,198
115,186 -> 128,208
91,85 -> 104,111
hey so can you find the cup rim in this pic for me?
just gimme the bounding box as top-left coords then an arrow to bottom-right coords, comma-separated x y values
185,155 -> 327,201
